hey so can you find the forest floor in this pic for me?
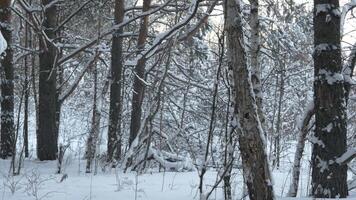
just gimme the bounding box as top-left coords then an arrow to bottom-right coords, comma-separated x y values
1,144 -> 356,200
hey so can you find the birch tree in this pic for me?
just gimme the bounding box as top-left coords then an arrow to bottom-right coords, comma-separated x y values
225,0 -> 274,199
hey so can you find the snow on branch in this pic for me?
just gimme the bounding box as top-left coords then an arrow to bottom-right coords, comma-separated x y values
178,0 -> 218,41
343,43 -> 356,84
150,148 -> 193,171
336,147 -> 356,165
59,52 -> 99,103
341,0 -> 356,36
137,0 -> 203,60
0,31 -> 7,56
58,0 -> 173,65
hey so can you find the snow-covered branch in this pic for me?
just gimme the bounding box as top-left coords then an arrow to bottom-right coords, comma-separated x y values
59,52 -> 99,103
341,0 -> 356,36
336,147 -> 356,165
137,0 -> 203,60
58,0 -> 172,65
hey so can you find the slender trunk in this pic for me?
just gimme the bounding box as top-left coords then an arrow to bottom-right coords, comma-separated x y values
311,0 -> 348,197
249,0 -> 264,124
107,0 -> 125,163
0,0 -> 14,159
273,65 -> 285,169
86,65 -> 101,173
129,0 -> 151,146
23,26 -> 29,158
37,0 -> 58,160
225,0 -> 274,199
287,102 -> 314,197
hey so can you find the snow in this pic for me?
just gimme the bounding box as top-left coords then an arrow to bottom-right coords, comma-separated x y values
341,0 -> 356,36
336,147 -> 356,164
315,4 -> 340,17
317,69 -> 344,85
322,123 -> 333,133
2,140 -> 356,199
308,134 -> 325,148
0,31 -> 7,56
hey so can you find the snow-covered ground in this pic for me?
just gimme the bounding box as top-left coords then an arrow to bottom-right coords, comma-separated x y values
1,141 -> 355,200
1,153 -> 355,200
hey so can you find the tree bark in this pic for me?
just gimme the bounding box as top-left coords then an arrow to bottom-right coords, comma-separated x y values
0,0 -> 14,159
129,0 -> 151,146
107,0 -> 125,163
287,102 -> 314,197
225,0 -> 274,199
311,0 -> 348,197
273,64 -> 285,169
249,0 -> 264,124
37,0 -> 58,160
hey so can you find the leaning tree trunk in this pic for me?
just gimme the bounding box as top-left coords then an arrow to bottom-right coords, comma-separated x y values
129,0 -> 151,146
0,0 -> 14,159
107,0 -> 125,163
37,0 -> 58,161
225,0 -> 274,199
287,102 -> 314,197
311,0 -> 348,197
249,0 -> 264,125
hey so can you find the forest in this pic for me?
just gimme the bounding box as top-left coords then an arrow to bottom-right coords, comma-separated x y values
0,0 -> 355,199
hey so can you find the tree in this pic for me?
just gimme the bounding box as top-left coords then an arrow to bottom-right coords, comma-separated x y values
0,0 -> 14,159
129,0 -> 152,146
107,0 -> 125,163
37,0 -> 59,160
225,0 -> 274,199
311,0 -> 348,197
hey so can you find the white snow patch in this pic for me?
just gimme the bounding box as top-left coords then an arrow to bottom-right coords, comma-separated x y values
0,31 -> 7,56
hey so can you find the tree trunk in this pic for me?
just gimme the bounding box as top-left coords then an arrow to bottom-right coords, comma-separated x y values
0,0 -> 14,159
107,0 -> 125,163
287,102 -> 314,197
37,0 -> 58,161
225,0 -> 274,199
249,0 -> 264,124
311,0 -> 348,197
129,0 -> 151,146
23,9 -> 33,158
86,65 -> 103,173
273,64 -> 285,169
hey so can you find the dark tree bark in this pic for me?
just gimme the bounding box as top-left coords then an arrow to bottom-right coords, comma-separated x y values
23,8 -> 33,158
0,0 -> 14,159
311,0 -> 348,197
37,0 -> 58,161
107,0 -> 125,163
225,0 -> 274,199
129,0 -> 151,146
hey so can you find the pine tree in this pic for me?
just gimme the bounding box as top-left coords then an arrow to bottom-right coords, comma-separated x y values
107,0 -> 125,163
37,0 -> 59,160
311,0 -> 348,197
0,0 -> 14,159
